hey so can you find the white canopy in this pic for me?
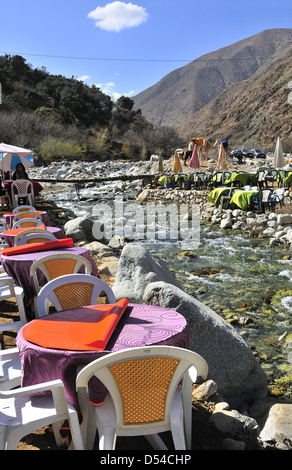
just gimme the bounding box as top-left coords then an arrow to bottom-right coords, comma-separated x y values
0,142 -> 33,156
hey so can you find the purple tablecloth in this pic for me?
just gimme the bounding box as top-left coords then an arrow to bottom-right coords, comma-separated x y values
1,246 -> 98,305
16,303 -> 189,417
0,226 -> 65,247
3,211 -> 51,228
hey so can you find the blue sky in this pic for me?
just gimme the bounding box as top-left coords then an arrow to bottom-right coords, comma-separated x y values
0,0 -> 291,101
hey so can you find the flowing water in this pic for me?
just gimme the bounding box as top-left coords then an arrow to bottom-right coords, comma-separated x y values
45,184 -> 292,398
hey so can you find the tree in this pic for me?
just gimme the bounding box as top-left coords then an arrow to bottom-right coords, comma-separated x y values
116,96 -> 134,111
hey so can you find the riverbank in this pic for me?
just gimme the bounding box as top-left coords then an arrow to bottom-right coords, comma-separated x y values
1,157 -> 292,451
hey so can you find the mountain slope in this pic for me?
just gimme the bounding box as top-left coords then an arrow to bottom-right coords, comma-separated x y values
179,47 -> 292,149
133,29 -> 292,133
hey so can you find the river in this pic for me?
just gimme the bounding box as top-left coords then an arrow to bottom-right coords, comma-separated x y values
43,182 -> 292,399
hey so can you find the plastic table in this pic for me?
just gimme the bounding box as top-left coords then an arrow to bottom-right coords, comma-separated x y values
1,245 -> 98,305
17,303 -> 190,417
3,211 -> 51,228
0,226 -> 65,247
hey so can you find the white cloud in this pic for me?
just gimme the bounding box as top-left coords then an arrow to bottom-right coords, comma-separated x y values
91,81 -> 136,101
88,1 -> 148,32
77,75 -> 90,82
94,81 -> 116,95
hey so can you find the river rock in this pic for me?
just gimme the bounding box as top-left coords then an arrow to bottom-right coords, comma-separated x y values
209,409 -> 258,449
63,215 -> 94,242
108,235 -> 127,249
259,403 -> 292,443
262,227 -> 276,238
142,280 -> 267,405
277,214 -> 292,225
220,219 -> 233,229
83,241 -> 115,258
112,243 -> 183,302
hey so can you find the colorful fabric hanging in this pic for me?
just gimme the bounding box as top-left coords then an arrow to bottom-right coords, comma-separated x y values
217,144 -> 227,170
189,144 -> 200,168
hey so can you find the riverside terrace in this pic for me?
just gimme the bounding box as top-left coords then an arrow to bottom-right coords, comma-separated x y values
0,180 -> 292,449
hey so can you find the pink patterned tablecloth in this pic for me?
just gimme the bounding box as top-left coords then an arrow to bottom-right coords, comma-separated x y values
1,246 -> 98,305
16,303 -> 189,417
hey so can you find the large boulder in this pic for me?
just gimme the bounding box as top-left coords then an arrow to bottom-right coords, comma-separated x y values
258,403 -> 292,443
64,216 -> 94,242
112,243 -> 183,303
143,281 -> 267,406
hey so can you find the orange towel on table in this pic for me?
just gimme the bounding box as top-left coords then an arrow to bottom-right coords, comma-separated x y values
1,238 -> 73,256
22,298 -> 129,351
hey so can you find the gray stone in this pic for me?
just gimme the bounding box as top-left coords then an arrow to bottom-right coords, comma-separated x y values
277,214 -> 292,225
262,228 -> 276,238
108,235 -> 127,249
232,209 -> 243,218
283,197 -> 291,206
142,281 -> 267,404
209,409 -> 258,435
246,218 -> 256,225
275,230 -> 286,239
220,218 -> 233,229
64,215 -> 94,242
284,229 -> 292,243
112,244 -> 183,303
232,222 -> 243,230
259,404 -> 292,443
83,241 -> 115,258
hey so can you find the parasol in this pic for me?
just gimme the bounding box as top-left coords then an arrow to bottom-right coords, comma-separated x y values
0,142 -> 34,172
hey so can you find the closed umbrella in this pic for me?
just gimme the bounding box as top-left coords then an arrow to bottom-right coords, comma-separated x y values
216,144 -> 227,170
173,149 -> 182,173
273,137 -> 285,169
158,154 -> 164,172
189,144 -> 200,168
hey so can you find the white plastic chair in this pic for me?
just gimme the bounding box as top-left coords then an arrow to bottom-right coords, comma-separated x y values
0,347 -> 22,390
37,274 -> 116,317
271,188 -> 285,210
0,278 -> 28,390
0,379 -> 84,450
76,345 -> 208,450
12,205 -> 36,213
0,278 -> 27,326
13,211 -> 42,222
12,218 -> 44,229
16,232 -> 57,246
30,253 -> 93,293
30,254 -> 93,315
14,228 -> 52,246
11,179 -> 34,209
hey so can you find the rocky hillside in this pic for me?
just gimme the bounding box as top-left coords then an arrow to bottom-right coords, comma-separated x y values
133,29 -> 292,148
180,46 -> 292,150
